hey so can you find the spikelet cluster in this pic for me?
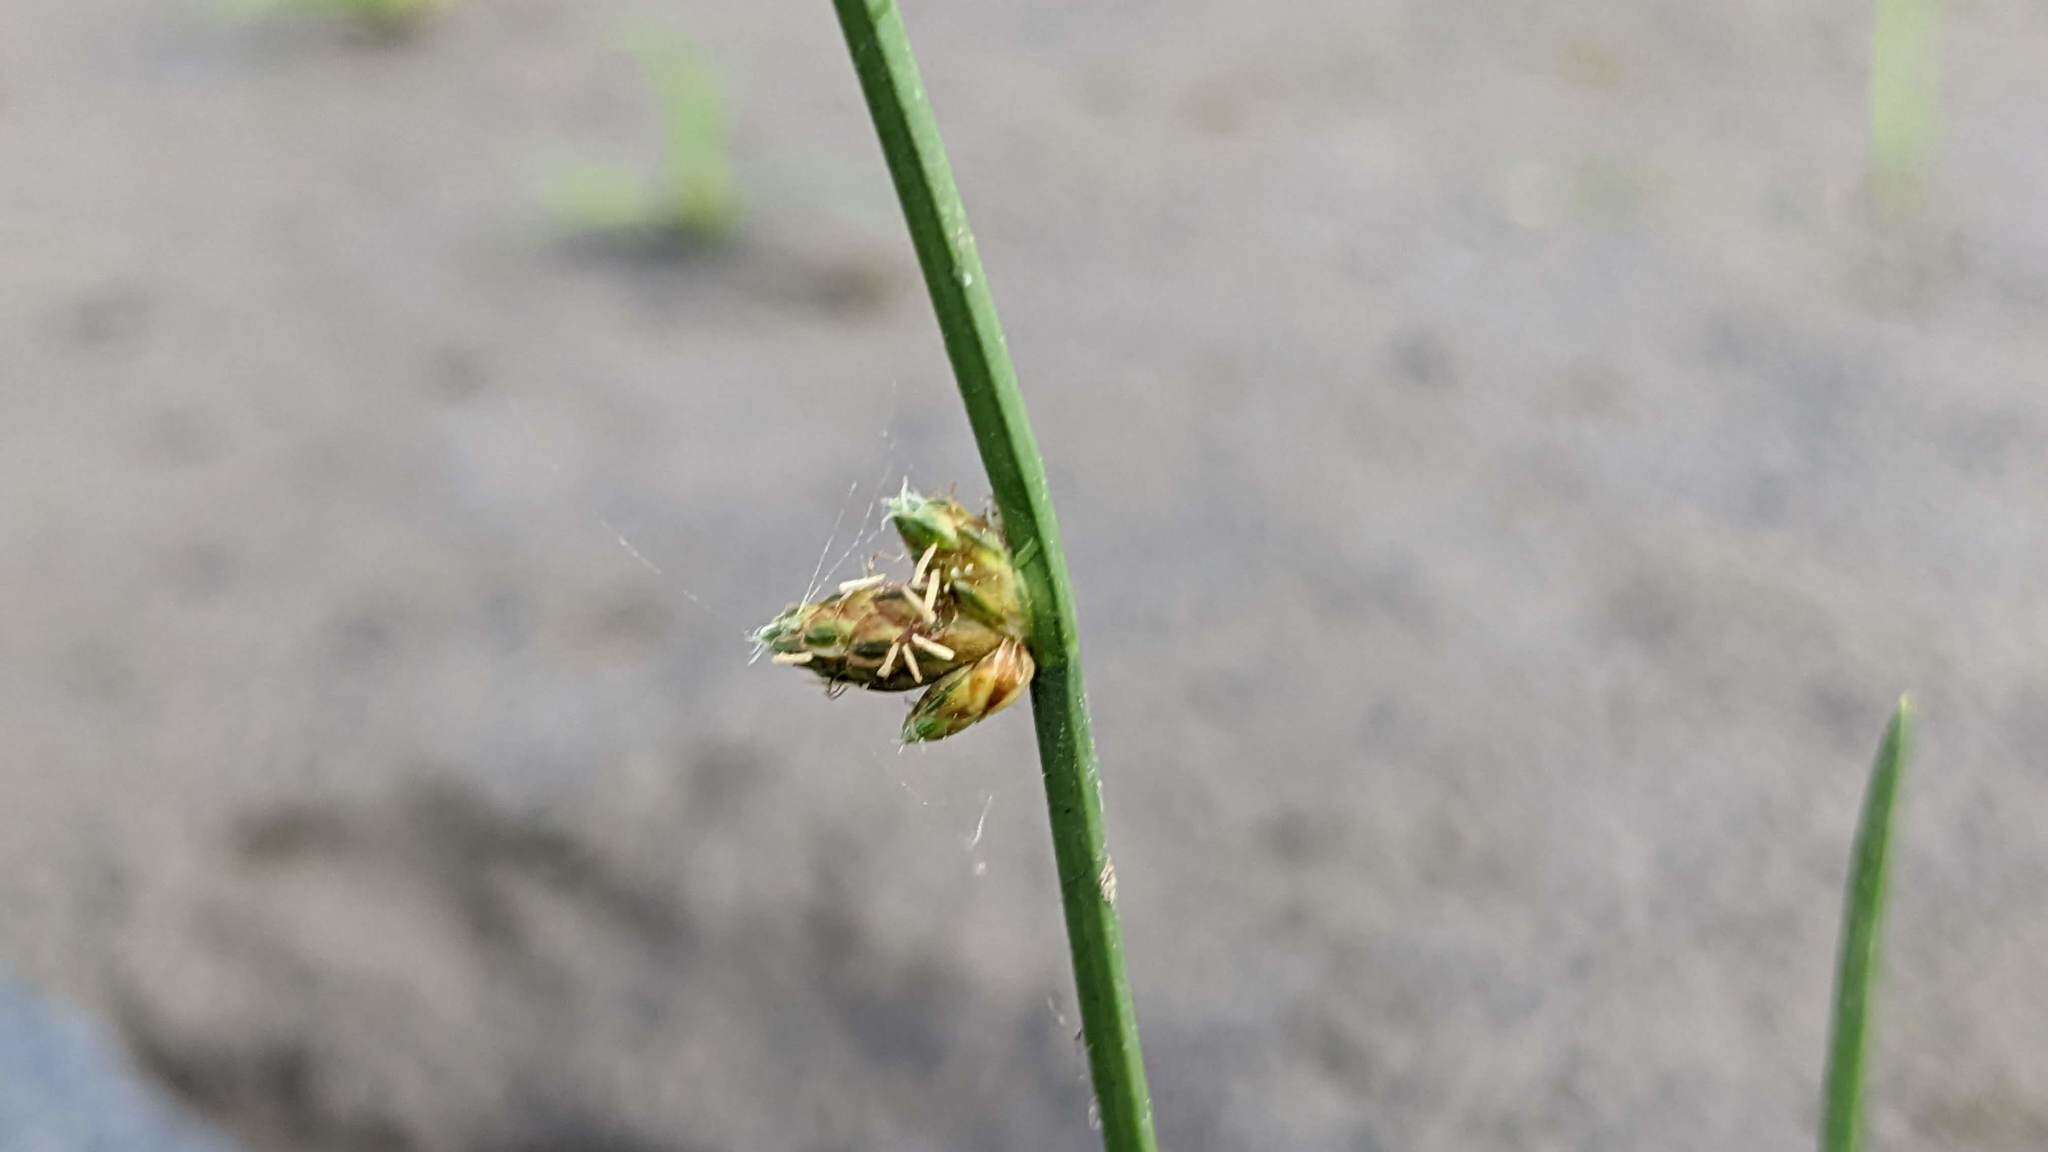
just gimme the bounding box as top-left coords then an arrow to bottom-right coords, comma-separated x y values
755,487 -> 1033,743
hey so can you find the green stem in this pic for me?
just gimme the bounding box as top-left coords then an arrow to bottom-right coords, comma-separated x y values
829,2 -> 1157,1148
1821,697 -> 1913,1152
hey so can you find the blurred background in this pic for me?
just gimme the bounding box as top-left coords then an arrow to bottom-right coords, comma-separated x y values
4,1 -> 2047,1149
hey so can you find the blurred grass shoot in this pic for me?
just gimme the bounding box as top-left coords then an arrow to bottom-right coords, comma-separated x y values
545,36 -> 740,246
1869,0 -> 1940,213
222,0 -> 446,38
1821,697 -> 1913,1152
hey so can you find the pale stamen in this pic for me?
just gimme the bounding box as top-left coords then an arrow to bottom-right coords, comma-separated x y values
902,642 -> 923,683
910,634 -> 955,661
878,641 -> 902,680
912,544 -> 938,587
837,573 -> 887,594
771,651 -> 815,666
900,584 -> 936,623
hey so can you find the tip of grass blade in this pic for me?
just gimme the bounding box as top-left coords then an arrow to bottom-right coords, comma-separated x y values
1869,0 -> 1940,214
1820,696 -> 1914,1152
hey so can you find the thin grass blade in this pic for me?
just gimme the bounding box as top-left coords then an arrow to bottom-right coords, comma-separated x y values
1821,697 -> 1914,1152
1869,0 -> 1940,212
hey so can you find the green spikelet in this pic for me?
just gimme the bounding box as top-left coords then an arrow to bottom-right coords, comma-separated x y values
886,486 -> 1025,633
756,486 -> 1034,742
754,578 -> 1005,693
902,638 -> 1034,743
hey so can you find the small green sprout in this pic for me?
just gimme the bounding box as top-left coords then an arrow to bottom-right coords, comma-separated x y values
1869,0 -> 1941,215
224,0 -> 447,38
756,487 -> 1032,743
545,36 -> 740,245
1821,697 -> 1914,1152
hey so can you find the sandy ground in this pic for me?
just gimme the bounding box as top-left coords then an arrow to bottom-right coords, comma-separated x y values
4,0 -> 2048,1149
